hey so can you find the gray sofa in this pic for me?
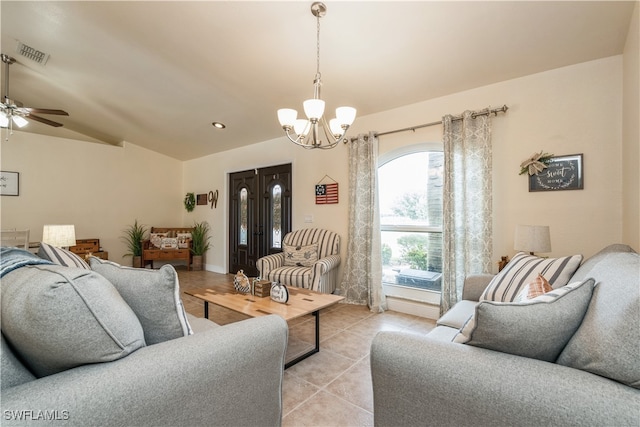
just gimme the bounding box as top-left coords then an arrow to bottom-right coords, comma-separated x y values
371,244 -> 640,426
1,248 -> 288,426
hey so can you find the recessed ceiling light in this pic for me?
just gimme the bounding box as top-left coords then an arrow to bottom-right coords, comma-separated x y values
212,122 -> 226,129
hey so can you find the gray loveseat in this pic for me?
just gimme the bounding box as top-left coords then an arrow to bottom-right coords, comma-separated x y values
1,248 -> 288,426
371,244 -> 640,426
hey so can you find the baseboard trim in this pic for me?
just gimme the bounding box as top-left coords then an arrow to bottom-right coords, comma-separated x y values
386,296 -> 440,320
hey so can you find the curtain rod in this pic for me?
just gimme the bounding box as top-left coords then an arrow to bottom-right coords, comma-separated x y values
347,104 -> 508,143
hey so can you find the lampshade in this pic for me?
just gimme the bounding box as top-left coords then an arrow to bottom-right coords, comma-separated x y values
335,106 -> 357,126
277,108 -> 297,127
0,114 -> 8,128
12,115 -> 28,128
514,225 -> 551,255
293,119 -> 311,136
329,118 -> 342,136
303,99 -> 325,120
42,225 -> 76,248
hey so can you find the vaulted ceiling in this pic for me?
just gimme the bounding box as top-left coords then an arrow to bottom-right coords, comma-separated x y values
1,1 -> 635,160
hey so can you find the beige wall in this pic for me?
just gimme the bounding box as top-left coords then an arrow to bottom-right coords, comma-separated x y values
184,55 -> 628,276
0,132 -> 183,261
0,55 -> 632,276
622,2 -> 640,249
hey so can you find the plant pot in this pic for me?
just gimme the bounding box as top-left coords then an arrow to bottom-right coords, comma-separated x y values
132,256 -> 142,269
192,255 -> 203,271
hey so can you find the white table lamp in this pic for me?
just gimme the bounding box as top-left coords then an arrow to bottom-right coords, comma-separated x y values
42,225 -> 76,249
514,225 -> 551,256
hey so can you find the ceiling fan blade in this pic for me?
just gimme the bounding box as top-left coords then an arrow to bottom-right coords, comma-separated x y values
24,108 -> 69,116
25,113 -> 64,127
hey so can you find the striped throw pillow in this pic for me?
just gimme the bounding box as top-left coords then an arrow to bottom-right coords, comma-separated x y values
480,252 -> 583,302
38,242 -> 89,269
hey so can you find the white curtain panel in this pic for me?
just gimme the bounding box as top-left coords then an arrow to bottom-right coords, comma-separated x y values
441,110 -> 493,316
339,132 -> 387,312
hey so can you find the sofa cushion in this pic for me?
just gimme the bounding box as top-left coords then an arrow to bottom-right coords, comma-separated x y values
1,264 -> 145,377
1,334 -> 35,390
266,266 -> 312,289
454,279 -> 594,362
557,250 -> 640,389
38,242 -> 89,269
480,252 -> 583,302
436,300 -> 478,329
283,243 -> 319,267
89,257 -> 192,344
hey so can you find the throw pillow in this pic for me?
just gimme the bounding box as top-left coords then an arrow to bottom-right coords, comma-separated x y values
160,237 -> 178,249
177,232 -> 192,249
454,279 -> 595,362
283,243 -> 319,267
1,264 -> 145,378
89,258 -> 192,344
556,251 -> 640,389
517,273 -> 552,301
38,242 -> 90,269
480,252 -> 583,302
150,232 -> 168,249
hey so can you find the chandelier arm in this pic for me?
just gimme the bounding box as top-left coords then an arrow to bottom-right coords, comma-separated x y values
284,128 -> 304,145
285,127 -> 318,149
321,115 -> 354,148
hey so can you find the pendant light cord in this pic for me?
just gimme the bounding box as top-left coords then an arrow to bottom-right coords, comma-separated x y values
316,14 -> 321,77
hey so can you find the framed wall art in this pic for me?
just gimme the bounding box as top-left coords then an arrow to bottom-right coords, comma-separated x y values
529,154 -> 583,192
0,171 -> 19,196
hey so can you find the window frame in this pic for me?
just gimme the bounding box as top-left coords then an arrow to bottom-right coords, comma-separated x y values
378,142 -> 443,305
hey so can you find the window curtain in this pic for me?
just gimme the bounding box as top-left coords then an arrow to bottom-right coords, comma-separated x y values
441,110 -> 493,316
339,132 -> 387,312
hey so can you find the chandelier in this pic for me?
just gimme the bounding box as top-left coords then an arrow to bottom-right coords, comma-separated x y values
277,2 -> 356,149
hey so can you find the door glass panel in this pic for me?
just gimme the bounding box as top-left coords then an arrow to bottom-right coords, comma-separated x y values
271,184 -> 282,248
239,188 -> 248,245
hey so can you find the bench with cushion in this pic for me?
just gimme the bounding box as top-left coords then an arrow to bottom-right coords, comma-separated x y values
141,227 -> 193,270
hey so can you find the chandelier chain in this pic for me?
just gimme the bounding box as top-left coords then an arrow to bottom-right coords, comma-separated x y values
316,14 -> 321,76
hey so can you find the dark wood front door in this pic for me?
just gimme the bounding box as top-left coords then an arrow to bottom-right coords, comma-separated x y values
229,164 -> 292,276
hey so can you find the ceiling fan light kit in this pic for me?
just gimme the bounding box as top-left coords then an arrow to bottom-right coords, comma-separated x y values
1,53 -> 69,139
277,2 -> 356,150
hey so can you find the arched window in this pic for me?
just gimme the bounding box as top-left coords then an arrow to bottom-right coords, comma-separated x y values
379,143 -> 443,302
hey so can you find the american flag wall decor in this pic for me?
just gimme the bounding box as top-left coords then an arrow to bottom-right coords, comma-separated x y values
315,183 -> 339,204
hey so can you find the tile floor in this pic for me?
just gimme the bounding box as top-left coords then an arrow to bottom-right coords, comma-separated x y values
178,270 -> 436,427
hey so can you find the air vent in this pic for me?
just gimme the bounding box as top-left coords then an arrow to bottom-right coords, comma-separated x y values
15,41 -> 49,65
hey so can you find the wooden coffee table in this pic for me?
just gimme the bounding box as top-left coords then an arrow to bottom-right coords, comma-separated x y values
185,284 -> 345,368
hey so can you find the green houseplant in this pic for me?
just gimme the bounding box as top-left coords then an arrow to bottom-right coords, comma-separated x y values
121,219 -> 148,268
190,220 -> 211,271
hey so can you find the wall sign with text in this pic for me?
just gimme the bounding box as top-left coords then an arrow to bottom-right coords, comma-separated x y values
529,154 -> 583,192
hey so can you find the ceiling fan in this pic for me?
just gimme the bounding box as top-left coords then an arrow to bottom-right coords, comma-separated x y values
1,53 -> 69,130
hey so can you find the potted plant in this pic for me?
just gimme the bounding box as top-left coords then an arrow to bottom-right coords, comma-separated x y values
122,219 -> 148,268
190,220 -> 211,271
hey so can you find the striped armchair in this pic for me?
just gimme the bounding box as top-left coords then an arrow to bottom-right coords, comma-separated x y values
256,228 -> 341,294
